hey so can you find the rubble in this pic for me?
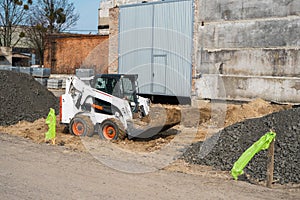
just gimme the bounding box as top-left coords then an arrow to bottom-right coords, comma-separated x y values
0,70 -> 59,126
183,107 -> 300,184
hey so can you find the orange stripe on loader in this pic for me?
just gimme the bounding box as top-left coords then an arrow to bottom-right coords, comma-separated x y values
92,104 -> 103,110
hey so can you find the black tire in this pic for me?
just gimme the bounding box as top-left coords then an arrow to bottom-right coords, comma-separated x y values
99,118 -> 126,140
69,115 -> 94,137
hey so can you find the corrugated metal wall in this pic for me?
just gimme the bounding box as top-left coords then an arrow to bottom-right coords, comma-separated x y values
119,0 -> 193,97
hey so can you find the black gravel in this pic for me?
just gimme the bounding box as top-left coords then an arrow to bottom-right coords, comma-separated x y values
183,107 -> 300,184
0,70 -> 59,126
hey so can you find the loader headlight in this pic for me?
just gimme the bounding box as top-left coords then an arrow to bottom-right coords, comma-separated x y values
115,111 -> 120,118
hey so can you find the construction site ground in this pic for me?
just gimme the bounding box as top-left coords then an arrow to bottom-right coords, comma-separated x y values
1,85 -> 300,199
0,96 -> 292,154
0,72 -> 299,198
1,133 -> 299,200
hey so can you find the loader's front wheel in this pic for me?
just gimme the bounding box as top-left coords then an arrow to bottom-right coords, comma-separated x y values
69,115 -> 94,137
100,119 -> 126,140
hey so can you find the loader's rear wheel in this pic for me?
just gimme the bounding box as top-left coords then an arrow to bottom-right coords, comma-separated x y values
69,115 -> 94,137
100,119 -> 126,140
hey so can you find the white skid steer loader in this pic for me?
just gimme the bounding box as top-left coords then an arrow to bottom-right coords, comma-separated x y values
60,74 -> 180,140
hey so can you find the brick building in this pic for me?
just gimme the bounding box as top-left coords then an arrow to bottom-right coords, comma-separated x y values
44,34 -> 109,74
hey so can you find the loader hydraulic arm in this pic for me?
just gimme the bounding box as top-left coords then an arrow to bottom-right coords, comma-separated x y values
67,76 -> 133,122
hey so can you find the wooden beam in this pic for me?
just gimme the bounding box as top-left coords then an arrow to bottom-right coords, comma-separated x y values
266,139 -> 275,188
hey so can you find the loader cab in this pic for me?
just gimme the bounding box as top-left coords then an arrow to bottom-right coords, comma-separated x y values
92,74 -> 139,112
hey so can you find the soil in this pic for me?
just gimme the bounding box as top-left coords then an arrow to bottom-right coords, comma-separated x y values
0,71 -> 59,126
1,133 -> 299,200
0,73 -> 296,188
0,98 -> 291,155
183,107 -> 300,184
0,69 -> 289,154
195,99 -> 291,141
0,117 -> 86,152
128,105 -> 181,139
0,94 -> 291,159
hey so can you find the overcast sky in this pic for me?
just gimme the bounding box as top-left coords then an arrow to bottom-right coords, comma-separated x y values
71,0 -> 100,34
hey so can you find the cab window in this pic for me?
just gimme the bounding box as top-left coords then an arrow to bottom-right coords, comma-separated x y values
95,77 -> 120,97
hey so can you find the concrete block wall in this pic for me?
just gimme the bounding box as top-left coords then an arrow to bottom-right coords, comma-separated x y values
98,0 -> 113,35
108,7 -> 119,74
196,74 -> 300,103
193,0 -> 300,103
200,49 -> 300,77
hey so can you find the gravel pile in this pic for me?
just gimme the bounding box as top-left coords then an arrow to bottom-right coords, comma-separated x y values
183,107 -> 300,184
0,70 -> 59,126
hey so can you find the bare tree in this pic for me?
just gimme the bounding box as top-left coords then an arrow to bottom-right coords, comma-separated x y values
30,0 -> 79,33
24,20 -> 47,66
0,0 -> 32,47
24,0 -> 79,65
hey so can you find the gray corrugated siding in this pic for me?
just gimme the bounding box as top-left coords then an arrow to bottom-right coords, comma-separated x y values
119,0 -> 193,97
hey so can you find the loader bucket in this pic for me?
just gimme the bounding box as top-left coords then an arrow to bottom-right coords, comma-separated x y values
127,107 -> 181,139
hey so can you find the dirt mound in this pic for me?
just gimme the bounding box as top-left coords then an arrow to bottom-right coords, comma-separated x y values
0,97 -> 290,153
0,117 -> 85,151
224,98 -> 291,127
183,107 -> 300,184
194,99 -> 291,141
0,70 -> 59,126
